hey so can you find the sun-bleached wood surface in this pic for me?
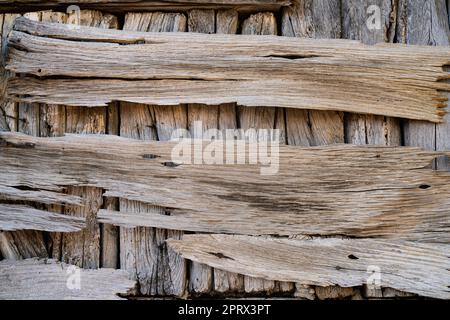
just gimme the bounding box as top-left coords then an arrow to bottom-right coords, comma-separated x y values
0,258 -> 135,299
1,132 -> 449,243
167,234 -> 450,299
5,17 -> 450,122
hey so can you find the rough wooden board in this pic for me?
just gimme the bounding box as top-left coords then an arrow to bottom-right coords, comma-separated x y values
342,0 -> 401,146
2,132 -> 450,243
0,258 -> 135,299
167,234 -> 450,299
0,203 -> 85,232
0,0 -> 291,13
6,19 -> 450,122
119,12 -> 187,297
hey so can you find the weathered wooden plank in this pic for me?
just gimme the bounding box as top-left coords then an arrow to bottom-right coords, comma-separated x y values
0,258 -> 135,299
0,203 -> 85,232
119,12 -> 187,297
167,234 -> 450,299
7,19 -> 449,122
342,0 -> 401,146
0,0 -> 291,14
2,132 -> 449,244
281,0 -> 344,147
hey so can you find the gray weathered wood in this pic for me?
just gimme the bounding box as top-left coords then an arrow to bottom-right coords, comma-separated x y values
342,0 -> 401,146
167,234 -> 450,299
2,132 -> 449,243
397,0 -> 450,159
0,203 -> 85,232
186,9 -> 216,296
281,0 -> 344,147
0,0 -> 291,13
119,12 -> 187,297
6,18 -> 450,122
0,258 -> 135,299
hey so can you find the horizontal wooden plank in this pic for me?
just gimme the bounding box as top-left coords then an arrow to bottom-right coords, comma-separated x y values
0,258 -> 135,299
1,132 -> 449,242
0,203 -> 85,232
5,17 -> 450,122
0,0 -> 291,13
166,234 -> 450,299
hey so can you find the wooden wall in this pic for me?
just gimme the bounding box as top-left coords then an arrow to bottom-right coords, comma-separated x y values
0,0 -> 449,299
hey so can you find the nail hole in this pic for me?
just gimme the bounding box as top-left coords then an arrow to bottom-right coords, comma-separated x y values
208,252 -> 234,260
142,154 -> 159,159
419,184 -> 431,190
162,161 -> 180,167
37,69 -> 42,73
348,254 -> 359,260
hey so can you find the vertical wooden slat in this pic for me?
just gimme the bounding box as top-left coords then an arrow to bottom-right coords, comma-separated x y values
342,0 -> 401,146
397,0 -> 449,154
186,9 -> 216,295
54,10 -> 118,269
0,13 -> 18,133
211,9 -> 245,295
341,0 -> 401,298
238,12 -> 291,295
120,12 -> 187,297
281,0 -> 354,300
281,0 -> 344,147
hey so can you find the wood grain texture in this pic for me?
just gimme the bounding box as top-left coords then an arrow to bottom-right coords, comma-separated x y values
281,1 -> 344,298
342,0 -> 401,146
0,14 -> 18,133
52,10 -> 118,269
0,258 -> 135,299
0,0 -> 291,13
281,0 -> 344,147
238,11 -> 286,295
212,9 -> 245,295
167,234 -> 450,299
1,12 -> 48,260
119,12 -> 187,297
396,0 -> 450,176
6,18 -> 450,122
0,203 -> 85,232
186,8 -> 216,296
2,132 -> 449,244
